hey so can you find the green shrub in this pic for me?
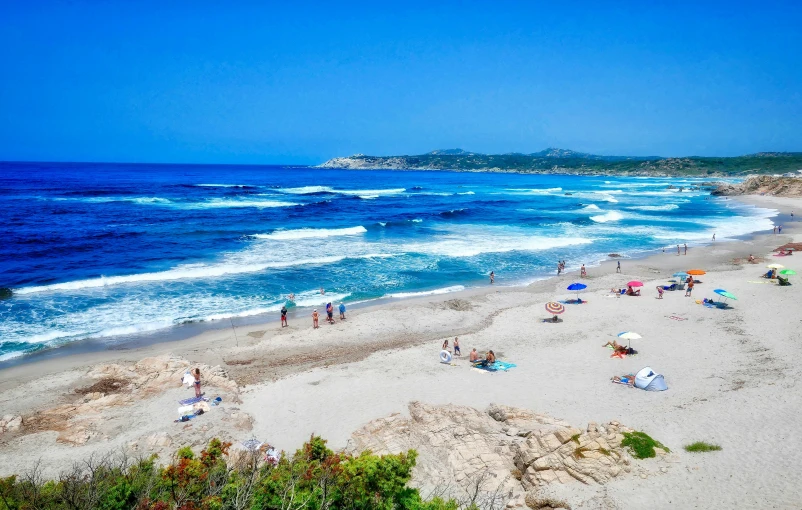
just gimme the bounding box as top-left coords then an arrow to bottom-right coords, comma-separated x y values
620,431 -> 669,459
684,442 -> 722,453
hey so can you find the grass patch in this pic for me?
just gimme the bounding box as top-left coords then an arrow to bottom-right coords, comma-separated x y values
74,377 -> 128,395
598,448 -> 611,456
570,433 -> 581,444
621,431 -> 669,459
684,441 -> 722,453
572,446 -> 589,459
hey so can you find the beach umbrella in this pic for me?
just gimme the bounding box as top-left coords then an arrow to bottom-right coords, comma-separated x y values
672,272 -> 689,278
687,269 -> 706,276
545,302 -> 565,315
779,269 -> 796,275
617,331 -> 642,348
767,263 -> 784,269
713,289 -> 737,303
627,281 -> 643,287
566,282 -> 587,301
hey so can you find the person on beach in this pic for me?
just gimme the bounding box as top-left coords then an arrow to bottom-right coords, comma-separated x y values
580,264 -> 587,277
773,226 -> 777,234
469,348 -> 479,362
626,285 -> 640,296
326,303 -> 334,324
778,225 -> 783,233
453,337 -> 461,356
557,263 -> 562,276
616,260 -> 621,273
684,243 -> 687,255
280,305 -> 288,327
656,286 -> 664,299
748,254 -> 755,263
676,245 -> 680,256
485,350 -> 496,364
712,233 -> 716,241
288,293 -> 295,302
442,338 -> 449,351
320,288 -> 325,295
602,340 -> 628,353
339,302 -> 346,320
489,271 -> 495,284
685,280 -> 694,297
193,368 -> 201,398
312,309 -> 319,328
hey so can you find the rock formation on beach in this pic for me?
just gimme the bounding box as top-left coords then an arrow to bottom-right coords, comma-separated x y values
712,175 -> 802,197
347,402 -> 669,507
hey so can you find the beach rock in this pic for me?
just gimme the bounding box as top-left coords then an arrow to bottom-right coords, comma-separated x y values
712,175 -> 802,197
347,402 -> 646,506
0,415 -> 23,434
147,432 -> 173,448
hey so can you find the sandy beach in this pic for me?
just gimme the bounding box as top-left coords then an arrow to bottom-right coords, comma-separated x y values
1,195 -> 800,508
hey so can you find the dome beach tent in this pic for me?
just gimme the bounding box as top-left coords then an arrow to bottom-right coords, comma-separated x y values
634,366 -> 668,391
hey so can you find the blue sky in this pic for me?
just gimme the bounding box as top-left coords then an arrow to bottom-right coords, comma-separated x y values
1,1 -> 800,164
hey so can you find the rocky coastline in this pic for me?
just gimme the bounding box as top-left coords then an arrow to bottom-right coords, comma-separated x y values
711,175 -> 802,197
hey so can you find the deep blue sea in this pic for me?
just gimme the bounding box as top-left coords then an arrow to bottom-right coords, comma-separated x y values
0,162 -> 777,361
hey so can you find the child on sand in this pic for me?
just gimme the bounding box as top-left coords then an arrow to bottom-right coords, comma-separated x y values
656,286 -> 664,299
312,309 -> 319,328
442,339 -> 449,351
453,337 -> 461,356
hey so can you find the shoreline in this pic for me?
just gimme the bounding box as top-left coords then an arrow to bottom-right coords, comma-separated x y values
1,195 -> 794,377
1,194 -> 801,507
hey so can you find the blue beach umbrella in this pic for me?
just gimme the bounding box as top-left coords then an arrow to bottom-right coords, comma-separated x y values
714,289 -> 737,302
567,282 -> 587,301
672,272 -> 689,278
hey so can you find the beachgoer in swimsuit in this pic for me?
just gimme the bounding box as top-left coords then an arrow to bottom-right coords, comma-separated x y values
685,281 -> 694,297
339,302 -> 346,319
557,263 -> 561,276
469,348 -> 479,362
626,286 -> 640,296
684,243 -> 687,255
656,285 -> 664,299
748,254 -> 755,263
193,368 -> 201,397
611,375 -> 636,386
326,303 -> 334,324
453,337 -> 461,356
288,293 -> 295,302
489,271 -> 495,284
312,310 -> 319,329
677,245 -> 680,256
580,264 -> 587,277
616,261 -> 621,273
601,340 -> 628,353
281,306 -> 288,327
712,233 -> 716,241
442,338 -> 449,351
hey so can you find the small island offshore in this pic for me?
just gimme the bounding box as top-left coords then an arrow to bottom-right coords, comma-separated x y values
320,148 -> 802,178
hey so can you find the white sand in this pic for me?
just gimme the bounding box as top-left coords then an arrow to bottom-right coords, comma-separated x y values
1,195 -> 800,508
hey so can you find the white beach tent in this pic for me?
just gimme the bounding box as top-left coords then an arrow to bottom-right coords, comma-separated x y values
634,366 -> 668,391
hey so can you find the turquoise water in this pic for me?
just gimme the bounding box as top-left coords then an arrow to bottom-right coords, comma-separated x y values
0,162 -> 776,361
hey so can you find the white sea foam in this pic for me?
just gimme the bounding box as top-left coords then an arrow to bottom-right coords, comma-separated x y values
403,228 -> 593,258
590,211 -> 624,223
504,187 -> 563,194
457,191 -> 475,195
188,199 -> 298,209
580,204 -> 602,212
195,184 -> 253,188
412,219 -> 423,223
359,195 -> 379,199
629,204 -> 680,211
386,285 -> 465,299
278,186 -> 405,196
278,186 -> 335,194
15,254 -> 387,295
252,226 -> 367,240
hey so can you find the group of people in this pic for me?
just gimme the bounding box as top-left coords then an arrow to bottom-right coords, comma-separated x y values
556,260 -> 567,275
773,225 -> 784,234
309,302 -> 347,328
441,337 -> 497,366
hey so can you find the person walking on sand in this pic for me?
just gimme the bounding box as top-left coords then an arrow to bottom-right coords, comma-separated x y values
616,260 -> 621,273
453,337 -> 461,356
193,368 -> 202,398
312,309 -> 319,329
489,271 -> 495,284
685,280 -> 694,297
339,302 -> 346,320
280,305 -> 288,327
684,243 -> 687,255
580,264 -> 587,278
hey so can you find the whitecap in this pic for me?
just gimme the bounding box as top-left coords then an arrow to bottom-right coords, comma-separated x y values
590,211 -> 624,223
252,226 -> 367,240
386,285 -> 465,299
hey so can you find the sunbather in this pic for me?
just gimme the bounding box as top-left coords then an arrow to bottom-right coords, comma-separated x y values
611,374 -> 636,386
602,340 -> 628,353
626,286 -> 640,296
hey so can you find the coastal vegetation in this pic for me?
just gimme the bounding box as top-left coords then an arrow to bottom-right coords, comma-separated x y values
620,431 -> 670,460
319,149 -> 802,177
684,442 -> 722,453
0,437 -> 458,510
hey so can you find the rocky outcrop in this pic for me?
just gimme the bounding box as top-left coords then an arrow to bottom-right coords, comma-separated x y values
347,402 -> 665,507
17,355 -> 239,446
712,175 -> 802,197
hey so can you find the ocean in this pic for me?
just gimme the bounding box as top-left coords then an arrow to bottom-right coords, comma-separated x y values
0,162 -> 777,362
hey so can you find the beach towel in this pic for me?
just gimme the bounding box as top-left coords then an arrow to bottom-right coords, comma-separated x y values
472,360 -> 517,372
611,351 -> 627,359
560,299 -> 586,305
666,315 -> 687,321
178,395 -> 207,405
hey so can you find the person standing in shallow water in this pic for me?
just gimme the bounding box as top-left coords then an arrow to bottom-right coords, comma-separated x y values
489,271 -> 495,284
580,264 -> 587,278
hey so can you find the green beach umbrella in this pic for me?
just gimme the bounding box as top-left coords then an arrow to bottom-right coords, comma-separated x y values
714,289 -> 737,301
779,269 -> 796,276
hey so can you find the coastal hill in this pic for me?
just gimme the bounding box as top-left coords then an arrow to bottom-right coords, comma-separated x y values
712,175 -> 802,197
319,149 -> 802,177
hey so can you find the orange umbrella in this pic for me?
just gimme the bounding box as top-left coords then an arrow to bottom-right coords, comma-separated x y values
687,269 -> 706,276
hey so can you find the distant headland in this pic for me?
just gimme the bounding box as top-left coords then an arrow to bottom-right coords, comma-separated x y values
319,148 -> 802,177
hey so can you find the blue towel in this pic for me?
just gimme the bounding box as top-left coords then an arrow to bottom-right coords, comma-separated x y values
178,395 -> 206,405
474,360 -> 517,372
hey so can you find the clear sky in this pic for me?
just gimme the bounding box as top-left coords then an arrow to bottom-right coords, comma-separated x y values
1,1 -> 801,164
